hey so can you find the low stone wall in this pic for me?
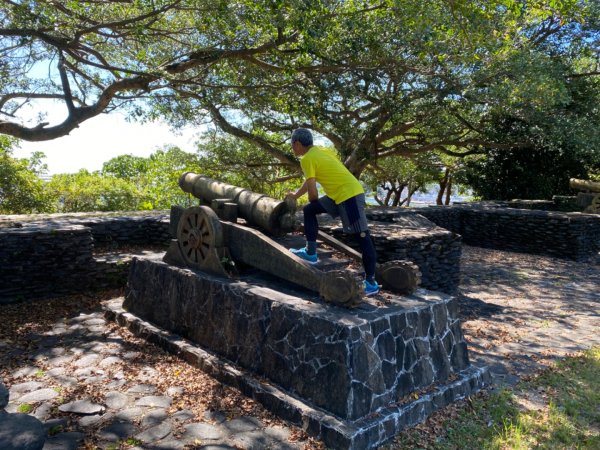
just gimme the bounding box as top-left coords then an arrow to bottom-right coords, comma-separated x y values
0,214 -> 170,303
416,206 -> 600,261
29,214 -> 170,247
0,224 -> 96,303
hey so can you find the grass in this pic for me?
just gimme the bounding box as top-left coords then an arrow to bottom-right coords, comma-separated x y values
17,403 -> 33,413
390,346 -> 600,449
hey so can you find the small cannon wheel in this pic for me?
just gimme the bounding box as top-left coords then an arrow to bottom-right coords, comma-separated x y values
376,260 -> 421,295
177,206 -> 223,267
319,271 -> 363,308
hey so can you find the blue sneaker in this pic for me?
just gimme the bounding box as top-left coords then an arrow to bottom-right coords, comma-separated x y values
290,247 -> 318,264
363,279 -> 380,296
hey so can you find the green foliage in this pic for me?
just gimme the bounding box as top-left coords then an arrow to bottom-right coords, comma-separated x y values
47,147 -> 204,212
2,1 -> 599,202
0,138 -> 54,214
140,146 -> 205,209
197,132 -> 302,199
154,0 -> 600,181
46,171 -> 143,212
102,155 -> 149,180
17,404 -> 33,414
463,146 -> 590,200
461,74 -> 600,202
362,154 -> 441,207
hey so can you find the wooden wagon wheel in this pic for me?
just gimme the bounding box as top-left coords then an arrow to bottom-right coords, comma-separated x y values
177,206 -> 224,268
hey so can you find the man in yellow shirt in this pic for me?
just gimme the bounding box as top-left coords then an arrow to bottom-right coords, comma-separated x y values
286,128 -> 380,296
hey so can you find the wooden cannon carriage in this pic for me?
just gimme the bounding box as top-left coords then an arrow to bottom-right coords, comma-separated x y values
164,172 -> 420,307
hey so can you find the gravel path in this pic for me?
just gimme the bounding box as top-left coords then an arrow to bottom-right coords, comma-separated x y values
1,245 -> 599,449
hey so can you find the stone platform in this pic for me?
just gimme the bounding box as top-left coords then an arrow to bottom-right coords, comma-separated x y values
115,256 -> 489,449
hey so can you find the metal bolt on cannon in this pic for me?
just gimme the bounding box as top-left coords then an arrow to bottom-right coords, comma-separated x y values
164,172 -> 420,307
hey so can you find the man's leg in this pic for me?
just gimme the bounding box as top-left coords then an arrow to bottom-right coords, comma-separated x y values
290,200 -> 327,263
302,200 -> 326,254
339,195 -> 379,295
356,230 -> 377,283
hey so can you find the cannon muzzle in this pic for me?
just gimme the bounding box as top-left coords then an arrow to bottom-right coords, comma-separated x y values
569,178 -> 600,193
179,172 -> 297,235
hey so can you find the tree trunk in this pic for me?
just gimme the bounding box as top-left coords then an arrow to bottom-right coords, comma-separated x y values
444,175 -> 452,205
437,168 -> 450,205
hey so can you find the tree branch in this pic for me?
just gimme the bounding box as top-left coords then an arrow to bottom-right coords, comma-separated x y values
0,75 -> 155,141
200,99 -> 300,169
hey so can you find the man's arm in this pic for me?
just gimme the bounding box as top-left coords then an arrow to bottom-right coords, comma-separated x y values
288,178 -> 318,202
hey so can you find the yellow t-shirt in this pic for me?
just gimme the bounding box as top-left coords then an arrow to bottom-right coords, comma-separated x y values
300,146 -> 364,204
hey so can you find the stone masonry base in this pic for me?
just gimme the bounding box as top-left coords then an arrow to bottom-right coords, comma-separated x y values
105,298 -> 490,450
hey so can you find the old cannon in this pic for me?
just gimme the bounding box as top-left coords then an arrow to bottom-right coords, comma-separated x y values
164,173 -> 420,307
569,178 -> 600,213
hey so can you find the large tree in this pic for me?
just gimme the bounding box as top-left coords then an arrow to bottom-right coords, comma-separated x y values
0,0 -> 299,141
155,0 -> 599,177
2,0 -> 598,189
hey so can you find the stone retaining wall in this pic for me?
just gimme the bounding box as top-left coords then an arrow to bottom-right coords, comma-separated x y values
416,206 -> 600,261
29,214 -> 170,247
0,225 -> 96,303
0,214 -> 169,303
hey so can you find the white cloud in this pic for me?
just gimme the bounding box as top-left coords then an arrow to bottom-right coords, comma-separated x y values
13,112 -> 201,175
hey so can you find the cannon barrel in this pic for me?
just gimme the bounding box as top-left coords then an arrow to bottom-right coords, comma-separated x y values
569,178 -> 600,193
179,172 -> 296,235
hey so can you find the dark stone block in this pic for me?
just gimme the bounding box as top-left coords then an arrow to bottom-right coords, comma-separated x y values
321,424 -> 352,450
312,362 -> 351,418
442,329 -> 455,354
451,342 -> 470,371
446,297 -> 459,319
411,358 -> 435,389
0,381 -> 8,409
350,382 -> 373,420
432,303 -> 448,335
351,342 -> 371,382
395,338 -> 406,371
430,339 -> 451,381
0,413 -> 46,450
413,338 -> 430,357
382,360 -> 397,390
389,312 -> 407,336
396,372 -> 413,398
375,331 -> 395,362
371,317 -> 390,337
403,312 -> 418,340
416,309 -> 432,338
403,341 -> 418,372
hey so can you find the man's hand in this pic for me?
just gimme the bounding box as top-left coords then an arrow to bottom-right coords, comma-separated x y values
285,192 -> 297,200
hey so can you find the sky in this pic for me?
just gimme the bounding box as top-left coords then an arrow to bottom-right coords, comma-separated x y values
13,111 -> 200,175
